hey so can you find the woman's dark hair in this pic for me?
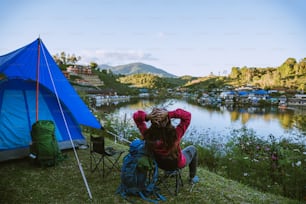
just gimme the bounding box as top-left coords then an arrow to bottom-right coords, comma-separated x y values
144,122 -> 178,159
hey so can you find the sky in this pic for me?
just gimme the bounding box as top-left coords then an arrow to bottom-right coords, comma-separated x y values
0,0 -> 305,77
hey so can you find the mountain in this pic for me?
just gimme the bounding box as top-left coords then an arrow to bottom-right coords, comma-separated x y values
98,64 -> 113,69
98,62 -> 177,78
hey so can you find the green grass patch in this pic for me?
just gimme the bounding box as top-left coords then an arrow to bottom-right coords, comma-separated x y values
0,136 -> 302,204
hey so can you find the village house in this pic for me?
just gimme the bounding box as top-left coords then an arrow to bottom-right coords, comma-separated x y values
287,94 -> 306,106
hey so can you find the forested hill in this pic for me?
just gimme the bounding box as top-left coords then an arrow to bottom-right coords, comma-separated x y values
54,52 -> 305,93
227,57 -> 306,91
100,62 -> 176,78
99,57 -> 305,90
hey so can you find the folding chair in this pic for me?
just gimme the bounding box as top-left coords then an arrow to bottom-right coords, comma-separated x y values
154,156 -> 184,196
158,167 -> 184,196
90,135 -> 124,177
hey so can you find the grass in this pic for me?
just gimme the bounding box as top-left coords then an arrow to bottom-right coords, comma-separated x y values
0,136 -> 303,204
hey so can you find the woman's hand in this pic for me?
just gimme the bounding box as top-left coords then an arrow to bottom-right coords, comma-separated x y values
156,109 -> 168,121
147,108 -> 168,127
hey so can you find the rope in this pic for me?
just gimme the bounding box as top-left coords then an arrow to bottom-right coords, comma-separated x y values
106,130 -> 131,144
40,42 -> 92,199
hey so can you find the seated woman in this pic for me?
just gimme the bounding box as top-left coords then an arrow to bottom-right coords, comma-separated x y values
133,107 -> 199,183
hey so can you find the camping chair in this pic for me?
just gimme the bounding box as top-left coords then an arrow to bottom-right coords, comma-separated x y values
158,168 -> 183,196
90,135 -> 124,177
157,164 -> 183,196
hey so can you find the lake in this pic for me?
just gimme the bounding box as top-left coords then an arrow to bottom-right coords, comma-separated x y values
95,98 -> 306,147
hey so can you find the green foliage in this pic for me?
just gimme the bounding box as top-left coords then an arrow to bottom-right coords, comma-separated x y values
89,62 -> 98,69
184,76 -> 228,92
69,74 -> 83,82
118,73 -> 160,88
197,143 -> 222,172
92,69 -> 138,95
53,51 -> 81,70
228,57 -> 306,90
218,130 -> 306,201
230,67 -> 241,79
118,73 -> 188,90
52,52 -> 305,93
102,112 -> 140,141
192,126 -> 306,201
180,75 -> 196,80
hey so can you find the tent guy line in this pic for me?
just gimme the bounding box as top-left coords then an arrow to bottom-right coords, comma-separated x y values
41,39 -> 93,199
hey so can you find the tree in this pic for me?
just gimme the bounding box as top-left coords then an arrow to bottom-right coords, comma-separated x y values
230,67 -> 241,79
295,58 -> 306,75
90,62 -> 98,69
240,66 -> 252,82
60,52 -> 67,65
298,83 -> 305,93
278,58 -> 297,78
53,53 -> 64,69
53,52 -> 81,70
68,54 -> 81,65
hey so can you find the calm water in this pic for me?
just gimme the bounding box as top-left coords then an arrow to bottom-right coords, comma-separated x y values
97,98 -> 306,146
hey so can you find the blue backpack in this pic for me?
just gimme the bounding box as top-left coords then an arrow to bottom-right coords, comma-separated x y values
116,139 -> 166,203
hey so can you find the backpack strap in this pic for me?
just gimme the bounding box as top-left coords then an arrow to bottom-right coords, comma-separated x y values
116,185 -> 138,204
153,191 -> 166,202
144,160 -> 166,202
139,191 -> 162,204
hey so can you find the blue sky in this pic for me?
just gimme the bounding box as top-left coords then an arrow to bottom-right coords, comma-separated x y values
0,0 -> 305,77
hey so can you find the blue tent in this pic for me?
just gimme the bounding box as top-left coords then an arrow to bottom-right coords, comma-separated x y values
254,89 -> 268,95
238,91 -> 249,96
0,38 -> 102,161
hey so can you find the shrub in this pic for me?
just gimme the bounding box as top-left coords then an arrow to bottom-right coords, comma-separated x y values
218,129 -> 306,201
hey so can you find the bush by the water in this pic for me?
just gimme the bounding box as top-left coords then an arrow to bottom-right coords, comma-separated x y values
196,127 -> 306,201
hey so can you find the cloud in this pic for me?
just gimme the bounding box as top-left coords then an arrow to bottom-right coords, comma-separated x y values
78,49 -> 157,65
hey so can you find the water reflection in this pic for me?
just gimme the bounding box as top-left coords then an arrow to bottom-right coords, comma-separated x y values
94,98 -> 306,145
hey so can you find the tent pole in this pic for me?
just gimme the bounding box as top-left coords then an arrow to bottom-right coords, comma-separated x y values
40,42 -> 93,200
35,38 -> 41,122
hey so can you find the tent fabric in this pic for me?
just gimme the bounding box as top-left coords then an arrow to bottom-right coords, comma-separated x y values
0,38 -> 101,129
238,91 -> 249,96
253,90 -> 268,95
0,38 -> 102,161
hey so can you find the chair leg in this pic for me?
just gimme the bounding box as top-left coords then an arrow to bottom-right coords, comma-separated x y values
90,153 -> 104,177
159,169 -> 183,196
102,152 -> 124,177
175,173 -> 179,195
102,156 -> 105,177
90,147 -> 124,178
175,170 -> 183,195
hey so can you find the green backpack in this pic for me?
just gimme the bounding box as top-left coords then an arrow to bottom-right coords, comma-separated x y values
30,120 -> 64,167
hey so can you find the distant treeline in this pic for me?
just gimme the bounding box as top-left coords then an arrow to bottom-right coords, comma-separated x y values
229,57 -> 306,91
54,52 -> 305,93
